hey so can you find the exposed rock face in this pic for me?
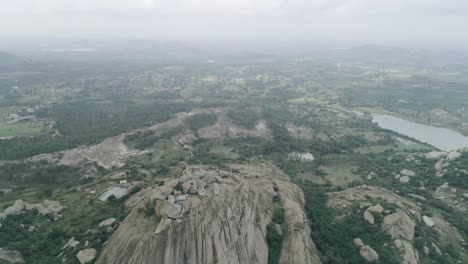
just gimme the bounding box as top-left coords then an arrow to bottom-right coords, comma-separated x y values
434,159 -> 446,177
359,246 -> 379,262
393,239 -> 418,264
425,151 -> 447,160
0,248 -> 25,263
278,186 -> 320,264
97,167 -> 321,264
434,148 -> 466,177
327,185 -> 418,217
364,210 -> 375,224
446,150 -> 462,161
381,211 -> 415,241
435,182 -> 468,212
422,216 -> 435,227
99,187 -> 128,201
76,248 -> 97,264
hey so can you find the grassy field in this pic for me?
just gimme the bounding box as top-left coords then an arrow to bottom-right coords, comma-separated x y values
0,122 -> 43,137
321,164 -> 360,186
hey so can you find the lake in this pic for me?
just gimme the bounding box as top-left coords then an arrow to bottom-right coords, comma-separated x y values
372,114 -> 468,151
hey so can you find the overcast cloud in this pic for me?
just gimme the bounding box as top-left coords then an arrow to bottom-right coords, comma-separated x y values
1,0 -> 468,47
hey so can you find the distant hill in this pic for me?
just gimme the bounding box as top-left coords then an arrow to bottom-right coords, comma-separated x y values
311,45 -> 468,68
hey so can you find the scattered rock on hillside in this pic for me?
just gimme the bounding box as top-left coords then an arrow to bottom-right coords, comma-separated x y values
3,200 -> 25,216
422,216 -> 435,227
353,238 -> 364,248
359,246 -> 379,262
425,151 -> 447,160
399,176 -> 410,183
1,199 -> 64,224
76,248 -> 97,264
99,218 -> 116,227
62,237 -> 80,250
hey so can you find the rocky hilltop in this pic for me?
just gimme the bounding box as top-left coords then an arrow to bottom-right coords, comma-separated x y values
97,165 -> 321,264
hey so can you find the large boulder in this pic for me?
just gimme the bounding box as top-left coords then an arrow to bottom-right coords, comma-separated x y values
422,215 -> 435,227
367,204 -> 384,214
76,248 -> 97,264
446,150 -> 462,161
363,211 -> 375,224
400,169 -> 415,177
99,218 -> 117,227
425,151 -> 447,160
359,246 -> 379,262
3,200 -> 25,216
381,211 -> 415,241
399,176 -> 410,183
353,238 -> 364,248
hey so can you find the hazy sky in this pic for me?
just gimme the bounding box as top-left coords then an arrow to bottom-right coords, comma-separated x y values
1,0 -> 468,47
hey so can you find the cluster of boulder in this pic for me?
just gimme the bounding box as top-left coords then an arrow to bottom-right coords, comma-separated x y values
328,185 -> 465,264
0,199 -> 63,229
435,182 -> 468,212
430,149 -> 464,177
137,167 -> 235,234
395,169 -> 416,183
60,218 -> 116,263
96,165 -> 322,264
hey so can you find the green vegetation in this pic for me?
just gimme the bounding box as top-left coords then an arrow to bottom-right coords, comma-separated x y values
0,193 -> 129,264
266,196 -> 285,264
186,112 -> 217,131
226,107 -> 261,129
2,46 -> 468,263
0,122 -> 43,137
0,101 -> 190,160
0,161 -> 86,208
124,126 -> 183,150
301,182 -> 400,264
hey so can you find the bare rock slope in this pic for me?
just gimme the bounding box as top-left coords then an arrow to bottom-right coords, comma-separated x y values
97,166 -> 321,264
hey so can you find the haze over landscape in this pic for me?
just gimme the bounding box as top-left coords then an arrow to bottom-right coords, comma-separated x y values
1,1 -> 468,264
2,0 -> 468,49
